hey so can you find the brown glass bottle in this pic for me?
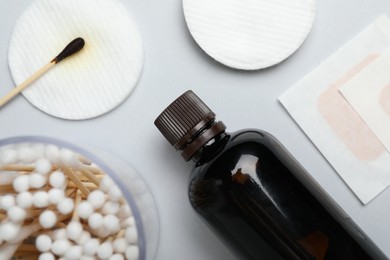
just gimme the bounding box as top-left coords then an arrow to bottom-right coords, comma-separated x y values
154,90 -> 384,260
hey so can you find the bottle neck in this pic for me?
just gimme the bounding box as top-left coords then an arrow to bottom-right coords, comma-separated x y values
179,119 -> 227,162
191,130 -> 229,165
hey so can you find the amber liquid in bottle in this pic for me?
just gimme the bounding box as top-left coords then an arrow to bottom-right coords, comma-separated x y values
155,91 -> 381,260
189,129 -> 372,259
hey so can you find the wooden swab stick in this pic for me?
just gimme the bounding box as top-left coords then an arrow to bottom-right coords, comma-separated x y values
115,229 -> 125,239
78,155 -> 93,165
0,241 -> 22,260
26,209 -> 44,219
14,254 -> 40,260
72,190 -> 82,221
78,173 -> 103,182
0,164 -> 34,172
67,181 -> 97,190
82,165 -> 105,175
7,212 -> 71,245
13,250 -> 39,257
0,185 -> 16,193
0,213 -> 6,221
65,188 -> 77,197
16,244 -> 38,252
79,168 -> 101,186
62,167 -> 90,197
0,173 -> 20,185
0,37 -> 85,108
56,222 -> 68,228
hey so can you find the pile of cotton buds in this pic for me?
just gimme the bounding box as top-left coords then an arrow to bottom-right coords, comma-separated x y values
0,143 -> 139,260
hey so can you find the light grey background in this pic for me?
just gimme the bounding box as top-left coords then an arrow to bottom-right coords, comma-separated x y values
1,0 -> 390,259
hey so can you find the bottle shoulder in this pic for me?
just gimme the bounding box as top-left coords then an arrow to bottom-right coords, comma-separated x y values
193,128 -> 282,172
228,128 -> 276,145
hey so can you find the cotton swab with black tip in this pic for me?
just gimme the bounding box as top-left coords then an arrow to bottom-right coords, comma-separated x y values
0,37 -> 85,108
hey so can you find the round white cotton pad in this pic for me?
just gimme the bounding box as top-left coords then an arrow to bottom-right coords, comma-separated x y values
8,0 -> 143,119
183,0 -> 316,70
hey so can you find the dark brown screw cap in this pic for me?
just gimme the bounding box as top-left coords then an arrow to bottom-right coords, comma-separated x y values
154,90 -> 226,161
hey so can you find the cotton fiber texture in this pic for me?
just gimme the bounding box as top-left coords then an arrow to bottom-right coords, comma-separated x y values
8,0 -> 144,120
183,0 -> 316,70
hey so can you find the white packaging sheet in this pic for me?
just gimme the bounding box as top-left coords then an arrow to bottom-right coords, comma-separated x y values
279,15 -> 390,204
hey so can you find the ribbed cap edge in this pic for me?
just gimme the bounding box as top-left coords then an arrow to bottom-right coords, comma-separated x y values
154,90 -> 215,149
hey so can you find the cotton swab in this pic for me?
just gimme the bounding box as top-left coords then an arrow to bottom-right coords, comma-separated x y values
88,212 -> 103,230
57,197 -> 74,215
48,188 -> 65,204
0,173 -> 18,185
1,194 -> 16,210
0,222 -> 21,241
0,37 -> 85,108
17,146 -> 36,163
74,189 -> 93,219
87,189 -> 105,209
7,206 -> 27,223
103,214 -> 121,234
125,226 -> 138,244
33,191 -> 50,208
118,205 -> 132,219
75,230 -> 91,246
45,144 -> 60,164
64,190 -> 83,242
51,239 -> 71,256
67,221 -> 83,242
0,241 -> 22,259
59,148 -> 80,168
64,245 -> 83,259
36,234 -> 53,252
39,210 -> 57,229
113,238 -> 127,253
35,158 -> 52,175
99,176 -> 114,192
13,175 -> 30,192
108,186 -> 123,202
82,238 -> 100,256
7,221 -> 41,244
120,216 -> 135,229
97,237 -> 114,259
29,173 -> 47,189
52,228 -> 68,241
77,201 -> 94,220
125,245 -> 139,260
16,191 -> 33,209
110,254 -> 125,260
39,252 -> 55,260
0,148 -> 17,164
49,170 -> 66,188
101,201 -> 120,215
0,143 -> 140,259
